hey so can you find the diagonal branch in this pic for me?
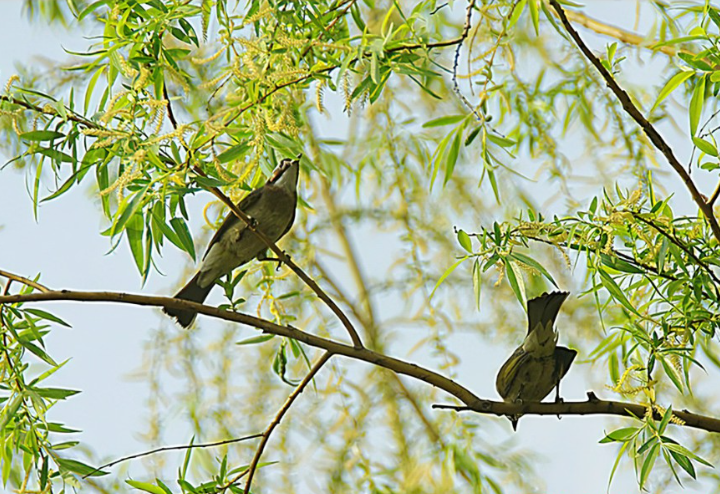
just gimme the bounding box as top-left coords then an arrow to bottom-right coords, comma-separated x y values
3,289 -> 720,433
548,0 -> 720,244
0,269 -> 50,293
0,289 -> 483,408
240,352 -> 332,494
190,166 -> 364,349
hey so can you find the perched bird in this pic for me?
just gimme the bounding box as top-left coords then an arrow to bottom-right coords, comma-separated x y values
163,158 -> 300,328
495,291 -> 577,430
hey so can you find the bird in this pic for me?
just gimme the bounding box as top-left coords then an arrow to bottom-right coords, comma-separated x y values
495,291 -> 577,430
163,157 -> 300,328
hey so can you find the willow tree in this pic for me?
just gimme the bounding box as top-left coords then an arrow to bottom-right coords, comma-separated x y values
2,0 -> 720,493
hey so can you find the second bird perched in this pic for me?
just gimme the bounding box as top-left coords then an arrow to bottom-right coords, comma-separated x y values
495,291 -> 577,430
163,157 -> 301,328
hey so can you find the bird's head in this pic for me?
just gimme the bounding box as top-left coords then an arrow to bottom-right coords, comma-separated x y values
269,157 -> 300,191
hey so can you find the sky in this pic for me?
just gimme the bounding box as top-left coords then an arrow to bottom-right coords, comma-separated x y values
0,1 -> 716,493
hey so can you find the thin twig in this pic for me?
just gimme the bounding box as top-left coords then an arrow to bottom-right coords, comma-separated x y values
83,433 -> 263,478
632,213 -> 720,286
162,83 -> 178,129
557,8 -> 683,58
709,180 -> 720,206
240,352 -> 332,494
548,0 -> 720,243
0,269 -> 50,293
450,1 -> 480,120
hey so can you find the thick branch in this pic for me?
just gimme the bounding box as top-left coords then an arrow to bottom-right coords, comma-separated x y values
434,391 -> 720,433
3,289 -> 720,433
0,290 -> 482,408
548,0 -> 720,243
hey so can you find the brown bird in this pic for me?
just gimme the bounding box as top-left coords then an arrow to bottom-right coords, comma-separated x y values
163,158 -> 300,328
495,291 -> 577,430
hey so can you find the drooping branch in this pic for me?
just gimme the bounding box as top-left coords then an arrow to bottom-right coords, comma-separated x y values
2,288 -> 720,433
548,0 -> 720,244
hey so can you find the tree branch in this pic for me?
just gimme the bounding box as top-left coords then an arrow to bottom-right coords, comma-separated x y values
3,289 -> 720,433
240,352 -> 332,494
434,391 -> 720,433
189,166 -> 364,349
83,434 -> 264,478
555,8 -> 682,58
548,0 -> 720,243
0,269 -> 50,293
0,289 -> 482,408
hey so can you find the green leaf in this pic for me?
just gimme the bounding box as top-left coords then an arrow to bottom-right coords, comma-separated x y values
652,71 -> 694,112
599,427 -> 638,443
599,253 -> 644,274
24,309 -> 71,327
668,449 -> 696,479
430,257 -> 468,299
709,8 -> 720,29
487,134 -> 516,148
598,269 -> 640,317
456,229 -> 472,253
528,0 -> 539,35
32,388 -> 81,400
639,443 -> 659,488
422,115 -> 466,128
508,0 -> 526,29
35,147 -> 75,163
78,0 -> 111,21
126,213 -> 145,273
664,443 -> 713,467
56,458 -> 108,477
126,480 -> 167,494
37,422 -> 81,433
110,184 -> 150,237
217,141 -> 250,163
692,136 -> 718,156
508,252 -> 558,287
689,74 -> 706,136
170,217 -> 196,261
19,130 -> 65,142
505,259 -> 526,307
237,334 -> 275,345
443,129 -> 461,184
472,259 -> 482,310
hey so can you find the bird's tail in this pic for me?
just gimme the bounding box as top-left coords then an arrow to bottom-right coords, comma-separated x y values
523,291 -> 568,356
163,272 -> 214,328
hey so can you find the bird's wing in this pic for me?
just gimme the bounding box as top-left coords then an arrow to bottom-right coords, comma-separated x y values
496,347 -> 530,400
554,346 -> 577,380
201,188 -> 264,261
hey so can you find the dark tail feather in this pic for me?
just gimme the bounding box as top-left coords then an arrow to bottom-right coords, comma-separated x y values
163,273 -> 214,328
527,291 -> 569,334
